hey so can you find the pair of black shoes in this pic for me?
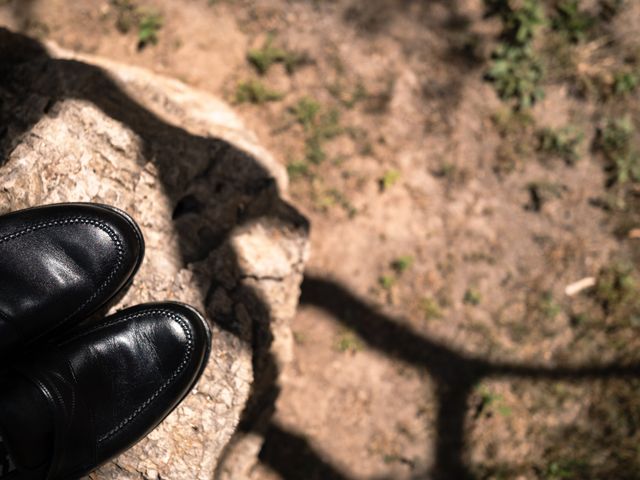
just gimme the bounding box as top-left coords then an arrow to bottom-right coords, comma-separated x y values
0,204 -> 211,480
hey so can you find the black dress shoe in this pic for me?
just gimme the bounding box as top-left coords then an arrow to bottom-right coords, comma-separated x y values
0,302 -> 211,480
0,203 -> 144,354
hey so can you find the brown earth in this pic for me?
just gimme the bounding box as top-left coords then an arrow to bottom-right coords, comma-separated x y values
1,1 -> 640,479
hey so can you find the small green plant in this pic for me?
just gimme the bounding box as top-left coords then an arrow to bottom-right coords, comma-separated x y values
379,275 -> 396,290
539,292 -> 562,319
248,35 -> 305,75
235,79 -> 283,104
537,126 -> 583,164
420,297 -> 443,320
286,160 -> 310,180
475,386 -> 512,417
112,0 -> 138,33
493,107 -> 535,135
328,81 -> 368,109
335,330 -> 363,353
546,459 -> 589,479
464,288 -> 482,306
613,71 -> 640,96
594,262 -> 638,314
491,108 -> 536,173
485,0 -> 545,45
291,97 -> 321,130
379,169 -> 401,191
391,255 -> 413,274
137,10 -> 163,47
312,187 -> 357,216
596,117 -> 640,186
551,0 -> 594,43
485,0 -> 546,109
111,1 -> 162,48
291,98 -> 342,165
488,44 -> 544,109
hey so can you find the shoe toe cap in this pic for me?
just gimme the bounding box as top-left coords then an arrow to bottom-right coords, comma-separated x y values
60,303 -> 211,463
0,203 -> 145,349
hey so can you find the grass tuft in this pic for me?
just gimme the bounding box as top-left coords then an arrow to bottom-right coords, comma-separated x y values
595,117 -> 640,186
594,262 -> 639,319
290,97 -> 342,166
111,1 -> 162,48
248,35 -> 306,75
464,288 -> 482,306
379,169 -> 401,191
537,126 -> 583,164
488,44 -> 544,109
391,255 -> 413,274
137,10 -> 163,47
335,330 -> 364,353
485,0 -> 546,109
551,0 -> 594,43
379,275 -> 396,290
235,79 -> 283,104
420,297 -> 443,320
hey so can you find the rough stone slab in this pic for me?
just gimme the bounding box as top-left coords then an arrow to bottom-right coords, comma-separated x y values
0,30 -> 309,480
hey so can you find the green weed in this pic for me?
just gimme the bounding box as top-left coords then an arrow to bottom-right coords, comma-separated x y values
420,296 -> 443,320
286,160 -> 310,180
328,81 -> 368,109
391,255 -> 413,274
551,0 -> 594,43
595,117 -> 640,186
137,10 -> 162,46
546,459 -> 589,479
111,1 -> 162,47
594,262 -> 639,316
475,386 -> 512,418
312,187 -> 357,217
248,35 -> 305,75
464,288 -> 482,306
539,292 -> 562,319
379,275 -> 396,290
493,107 -> 535,135
379,169 -> 401,191
485,0 -> 545,45
488,44 -> 544,109
335,330 -> 364,353
613,71 -> 640,96
537,126 -> 583,164
492,108 -> 537,172
291,97 -> 321,130
112,0 -> 138,33
486,0 -> 546,109
235,79 -> 283,104
291,98 -> 342,165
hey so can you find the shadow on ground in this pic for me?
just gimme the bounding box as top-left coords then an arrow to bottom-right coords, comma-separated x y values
2,25 -> 640,480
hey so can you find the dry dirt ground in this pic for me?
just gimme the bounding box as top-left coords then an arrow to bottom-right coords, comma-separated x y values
2,1 -> 640,479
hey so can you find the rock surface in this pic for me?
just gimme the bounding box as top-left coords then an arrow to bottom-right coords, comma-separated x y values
0,30 -> 308,480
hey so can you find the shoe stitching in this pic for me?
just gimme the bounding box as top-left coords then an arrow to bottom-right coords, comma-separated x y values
62,309 -> 195,444
0,216 -> 124,332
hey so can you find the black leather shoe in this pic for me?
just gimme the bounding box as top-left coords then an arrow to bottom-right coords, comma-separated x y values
0,302 -> 211,480
0,203 -> 144,354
